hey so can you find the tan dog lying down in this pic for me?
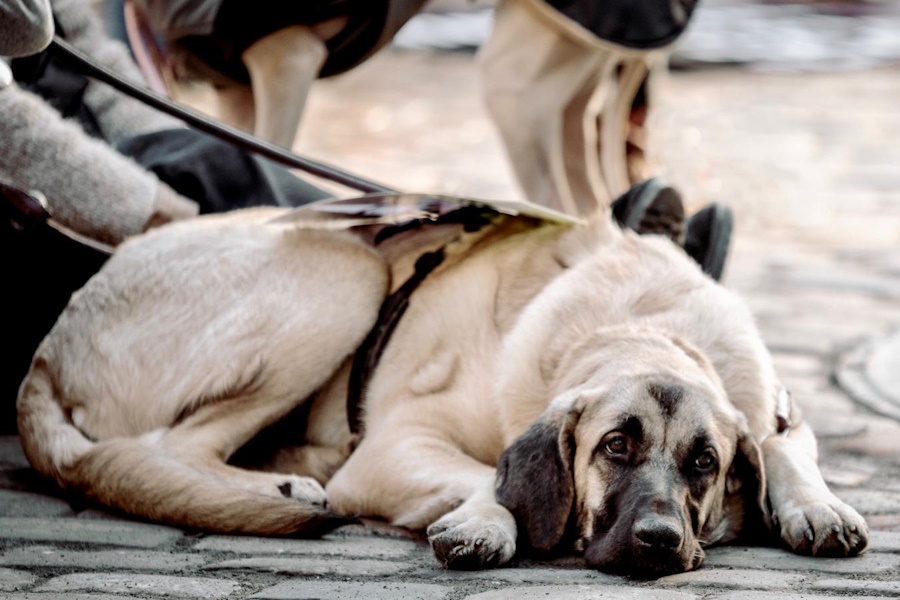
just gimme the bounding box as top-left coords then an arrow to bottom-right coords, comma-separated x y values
17,197 -> 867,577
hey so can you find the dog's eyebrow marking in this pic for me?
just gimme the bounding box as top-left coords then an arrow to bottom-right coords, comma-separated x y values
648,384 -> 683,418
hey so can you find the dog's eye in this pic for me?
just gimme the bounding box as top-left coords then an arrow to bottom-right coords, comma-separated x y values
694,450 -> 716,472
604,436 -> 628,456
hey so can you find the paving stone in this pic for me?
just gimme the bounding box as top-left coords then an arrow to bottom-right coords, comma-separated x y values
704,546 -> 900,574
657,568 -> 806,589
0,546 -> 207,572
75,508 -> 134,521
0,517 -> 183,548
834,489 -> 900,514
251,581 -> 452,599
836,428 -> 900,460
810,578 -> 900,595
5,595 -> 133,600
194,534 -> 422,558
0,490 -> 75,517
706,593 -> 896,600
868,515 -> 900,532
871,531 -> 900,552
818,466 -> 873,487
0,437 -> 29,469
464,585 -> 699,599
771,353 -> 826,377
0,567 -> 35,592
205,557 -> 412,576
35,573 -> 239,598
429,566 -> 622,584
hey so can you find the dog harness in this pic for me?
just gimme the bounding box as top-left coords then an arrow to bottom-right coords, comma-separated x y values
269,193 -> 579,436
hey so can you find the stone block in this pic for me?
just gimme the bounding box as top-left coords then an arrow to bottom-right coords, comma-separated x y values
0,545 -> 207,572
205,557 -> 412,577
0,567 -> 35,592
251,581 -> 451,599
194,534 -> 422,558
704,546 -> 900,574
0,517 -> 183,548
427,566 -> 621,585
657,568 -> 806,589
35,573 -> 239,598
0,490 -> 74,517
464,585 -> 699,599
871,531 -> 900,552
809,578 -> 900,595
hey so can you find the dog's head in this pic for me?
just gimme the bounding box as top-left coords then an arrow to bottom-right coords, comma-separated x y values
495,327 -> 767,578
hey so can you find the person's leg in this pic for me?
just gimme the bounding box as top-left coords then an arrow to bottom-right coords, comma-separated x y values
115,128 -> 332,213
1,184 -> 109,434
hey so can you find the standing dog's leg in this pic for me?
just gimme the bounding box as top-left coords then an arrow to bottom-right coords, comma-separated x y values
215,84 -> 256,134
763,421 -> 869,556
327,431 -> 517,569
240,23 -> 337,148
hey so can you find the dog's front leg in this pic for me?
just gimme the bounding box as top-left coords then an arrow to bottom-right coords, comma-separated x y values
762,421 -> 868,556
426,478 -> 518,570
327,432 -> 517,569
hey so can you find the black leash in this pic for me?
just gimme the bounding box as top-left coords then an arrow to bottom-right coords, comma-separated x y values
48,36 -> 397,195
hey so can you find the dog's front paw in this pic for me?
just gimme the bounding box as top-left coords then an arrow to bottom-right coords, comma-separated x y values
277,475 -> 327,506
427,512 -> 516,570
775,496 -> 868,557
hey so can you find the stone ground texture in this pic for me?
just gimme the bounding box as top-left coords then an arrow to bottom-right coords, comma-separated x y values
2,49 -> 899,598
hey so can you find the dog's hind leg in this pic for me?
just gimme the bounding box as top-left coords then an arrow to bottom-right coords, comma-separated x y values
155,230 -> 390,504
763,421 -> 869,557
327,430 -> 517,569
20,225 -> 389,535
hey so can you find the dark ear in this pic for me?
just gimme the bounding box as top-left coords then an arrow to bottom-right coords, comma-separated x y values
495,409 -> 579,553
725,430 -> 770,537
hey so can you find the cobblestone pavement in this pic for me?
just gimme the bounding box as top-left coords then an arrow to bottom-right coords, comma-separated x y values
2,51 -> 899,598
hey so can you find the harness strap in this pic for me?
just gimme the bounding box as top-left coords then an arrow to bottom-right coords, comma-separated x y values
346,248 -> 445,435
345,204 -> 501,436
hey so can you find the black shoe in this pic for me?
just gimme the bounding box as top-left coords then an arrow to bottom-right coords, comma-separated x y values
684,203 -> 733,282
611,178 -> 685,244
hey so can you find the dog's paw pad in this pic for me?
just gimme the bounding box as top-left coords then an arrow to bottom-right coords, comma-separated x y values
428,517 -> 515,570
776,497 -> 869,557
277,476 -> 327,506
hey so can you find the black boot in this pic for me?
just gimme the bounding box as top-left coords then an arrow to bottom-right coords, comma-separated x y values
611,178 -> 685,243
612,178 -> 733,281
683,203 -> 733,282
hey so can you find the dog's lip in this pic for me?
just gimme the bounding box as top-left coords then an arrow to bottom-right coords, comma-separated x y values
584,536 -> 698,578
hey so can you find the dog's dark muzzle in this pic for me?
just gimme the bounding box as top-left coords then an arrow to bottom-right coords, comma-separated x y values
584,499 -> 702,578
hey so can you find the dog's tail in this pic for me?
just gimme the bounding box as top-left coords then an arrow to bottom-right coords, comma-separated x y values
16,360 -> 354,536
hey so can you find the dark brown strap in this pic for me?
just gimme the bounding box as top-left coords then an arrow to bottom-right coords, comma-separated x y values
346,248 -> 445,435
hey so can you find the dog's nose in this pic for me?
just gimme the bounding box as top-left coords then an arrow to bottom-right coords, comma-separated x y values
633,516 -> 683,550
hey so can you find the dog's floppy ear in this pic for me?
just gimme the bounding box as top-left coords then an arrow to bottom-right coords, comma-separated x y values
495,407 -> 580,553
725,428 -> 770,537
